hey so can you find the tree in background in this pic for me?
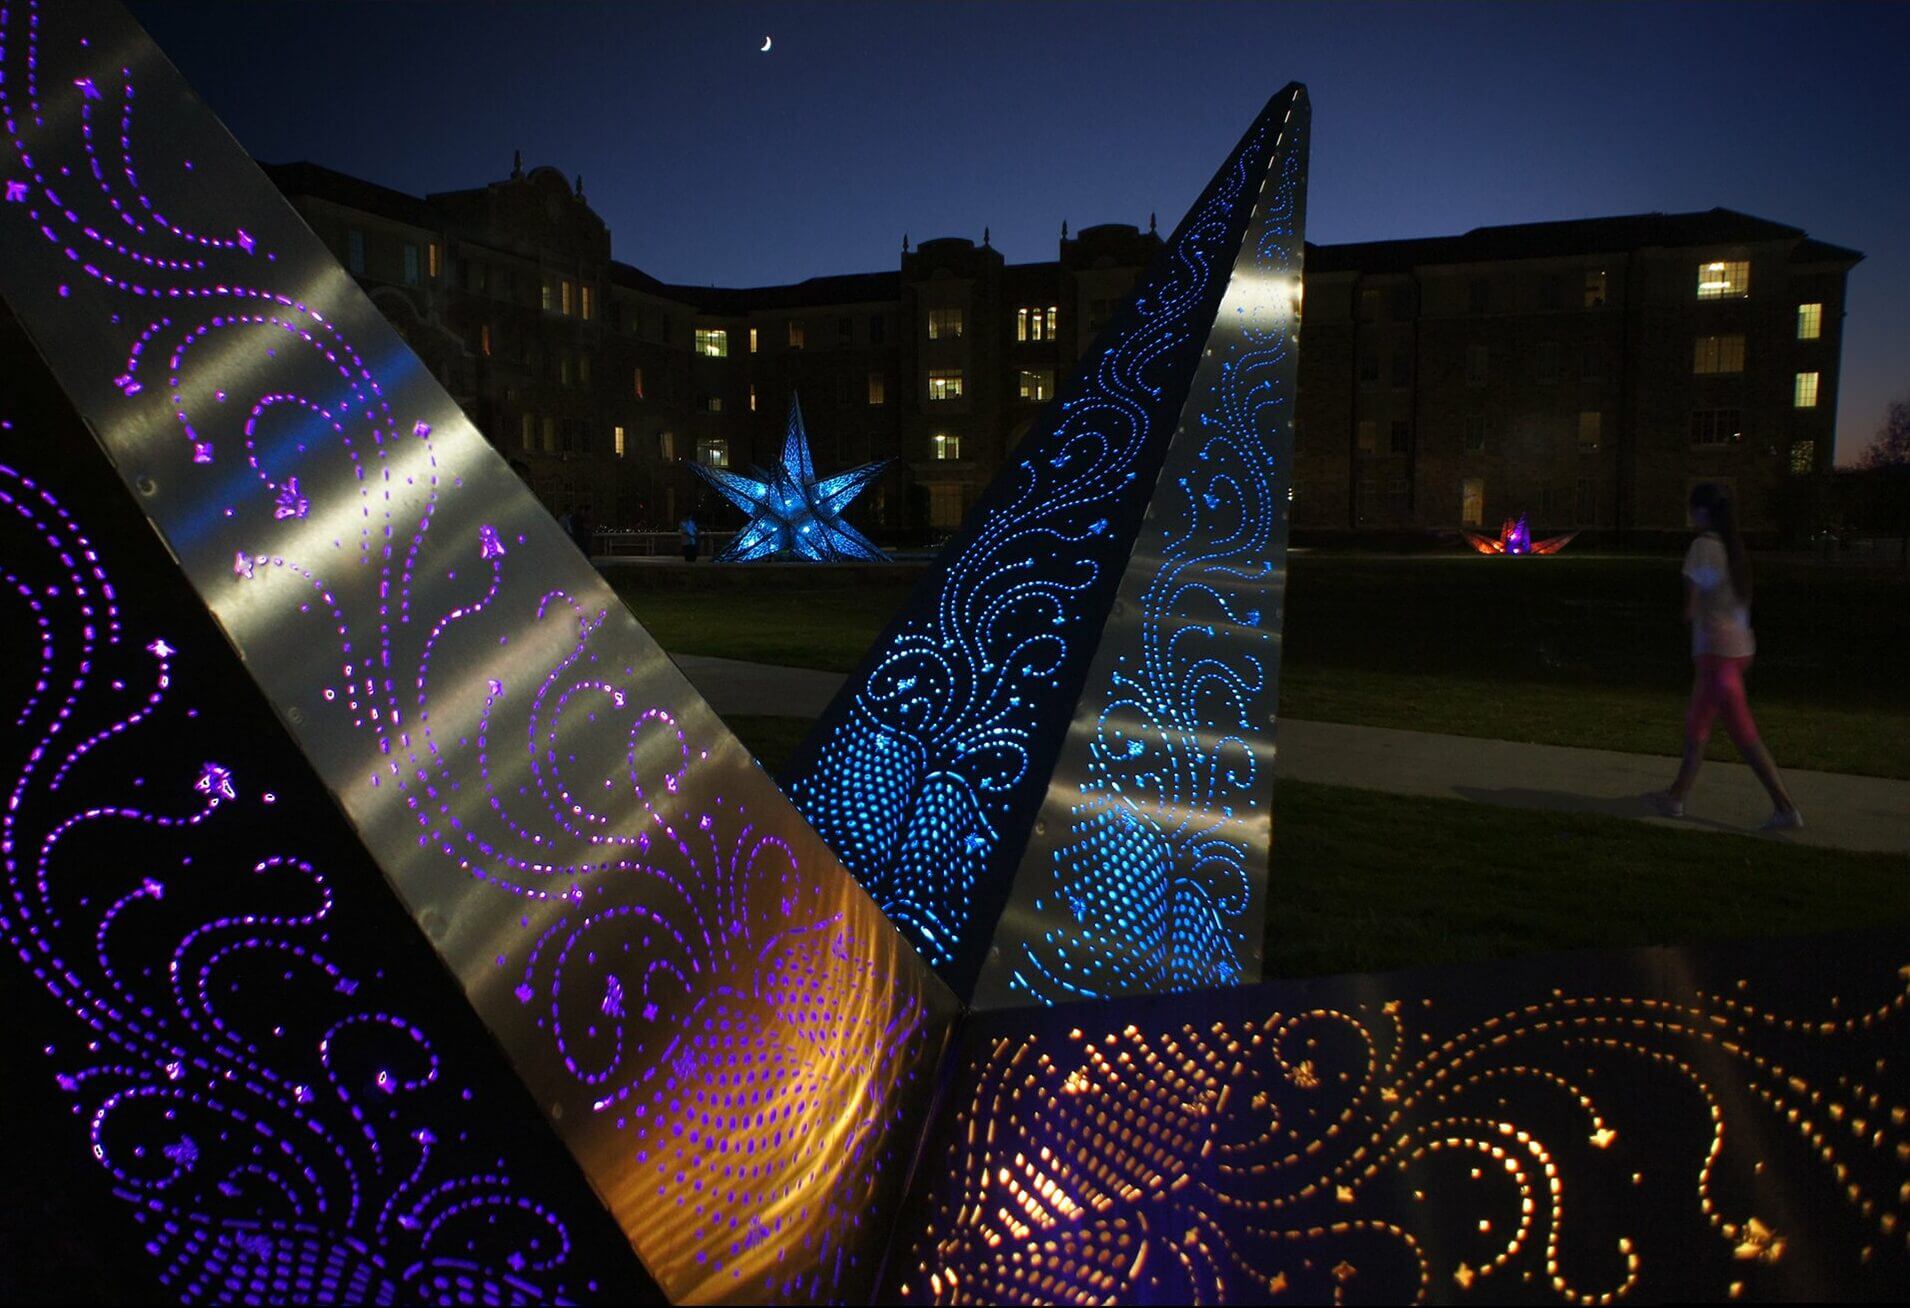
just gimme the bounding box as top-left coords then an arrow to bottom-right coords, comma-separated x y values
1857,395 -> 1910,563
1859,397 -> 1910,469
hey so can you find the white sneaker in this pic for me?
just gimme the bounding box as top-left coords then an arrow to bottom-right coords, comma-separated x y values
1758,808 -> 1804,833
1649,791 -> 1684,819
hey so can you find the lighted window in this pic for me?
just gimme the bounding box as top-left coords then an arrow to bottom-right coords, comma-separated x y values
1461,477 -> 1484,527
403,244 -> 420,285
694,328 -> 728,358
1693,334 -> 1745,374
787,320 -> 805,349
480,323 -> 492,356
659,430 -> 676,461
1789,440 -> 1816,474
749,327 -> 760,353
1797,303 -> 1823,340
1018,369 -> 1054,402
1794,371 -> 1819,408
1690,409 -> 1743,446
1466,344 -> 1488,388
427,241 -> 442,278
927,369 -> 964,401
928,307 -> 964,340
748,383 -> 758,412
633,366 -> 645,400
1016,306 -> 1058,342
1696,260 -> 1749,299
559,354 -> 572,386
540,277 -> 554,312
704,395 -> 723,413
581,285 -> 593,320
613,425 -> 626,458
1584,269 -> 1607,307
931,432 -> 962,461
696,438 -> 729,468
1577,410 -> 1602,452
578,353 -> 591,386
868,372 -> 886,406
520,413 -> 534,450
561,280 -> 576,316
1464,415 -> 1486,453
1357,419 -> 1377,453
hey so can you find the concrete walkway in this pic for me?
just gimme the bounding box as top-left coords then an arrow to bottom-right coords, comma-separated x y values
673,654 -> 1910,854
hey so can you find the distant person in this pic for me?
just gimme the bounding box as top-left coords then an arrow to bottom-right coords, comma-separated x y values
1652,482 -> 1801,831
679,514 -> 699,563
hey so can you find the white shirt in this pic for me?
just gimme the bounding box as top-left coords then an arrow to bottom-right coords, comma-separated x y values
1682,533 -> 1755,658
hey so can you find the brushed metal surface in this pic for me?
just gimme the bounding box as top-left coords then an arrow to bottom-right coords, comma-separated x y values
971,92 -> 1308,1008
0,4 -> 953,1301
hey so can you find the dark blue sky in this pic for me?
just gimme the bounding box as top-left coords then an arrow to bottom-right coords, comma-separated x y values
132,1 -> 1908,464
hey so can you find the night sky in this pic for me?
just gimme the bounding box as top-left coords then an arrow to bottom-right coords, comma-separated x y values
130,1 -> 1909,464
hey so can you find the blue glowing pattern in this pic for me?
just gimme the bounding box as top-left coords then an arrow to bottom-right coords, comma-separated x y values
0,459 -> 605,1303
691,394 -> 890,562
782,86 -> 1308,999
980,109 -> 1305,1006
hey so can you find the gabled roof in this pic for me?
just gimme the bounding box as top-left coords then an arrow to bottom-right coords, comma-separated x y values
1305,207 -> 1862,274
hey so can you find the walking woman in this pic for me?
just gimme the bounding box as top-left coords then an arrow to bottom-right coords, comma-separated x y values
1653,482 -> 1802,830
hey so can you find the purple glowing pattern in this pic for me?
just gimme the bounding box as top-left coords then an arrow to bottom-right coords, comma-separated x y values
0,461 -> 594,1302
0,5 -> 945,1300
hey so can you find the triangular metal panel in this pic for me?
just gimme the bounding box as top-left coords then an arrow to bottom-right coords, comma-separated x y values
781,85 -> 1309,1006
0,4 -> 955,1301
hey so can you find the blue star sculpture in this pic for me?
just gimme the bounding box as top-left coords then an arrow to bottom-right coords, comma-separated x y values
691,394 -> 892,562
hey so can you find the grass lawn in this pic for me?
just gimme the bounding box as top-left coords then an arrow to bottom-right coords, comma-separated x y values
723,712 -> 1910,979
611,554 -> 1910,777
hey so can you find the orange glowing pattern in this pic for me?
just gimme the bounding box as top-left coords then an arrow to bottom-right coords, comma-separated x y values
894,955 -> 1910,1303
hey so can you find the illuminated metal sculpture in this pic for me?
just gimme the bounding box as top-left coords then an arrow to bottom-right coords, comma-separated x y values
1466,512 -> 1578,555
0,3 -> 952,1302
5,6 -> 1909,1306
691,394 -> 890,562
887,936 -> 1910,1304
782,86 -> 1308,1007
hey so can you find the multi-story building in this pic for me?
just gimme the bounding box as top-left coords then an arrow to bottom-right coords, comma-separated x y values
266,157 -> 1860,540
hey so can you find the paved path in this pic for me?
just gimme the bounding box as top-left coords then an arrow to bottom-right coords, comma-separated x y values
673,654 -> 1910,854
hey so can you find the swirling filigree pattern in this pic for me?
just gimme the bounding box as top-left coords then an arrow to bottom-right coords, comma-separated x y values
892,942 -> 1910,1303
0,3 -> 951,1301
783,85 -> 1307,1002
1,457 -> 614,1302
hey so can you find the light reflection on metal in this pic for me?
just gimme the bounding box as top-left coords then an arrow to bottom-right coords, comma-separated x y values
891,939 -> 1910,1303
783,85 -> 1309,1006
1465,513 -> 1578,556
691,393 -> 890,562
0,3 -> 953,1301
975,106 -> 1306,1009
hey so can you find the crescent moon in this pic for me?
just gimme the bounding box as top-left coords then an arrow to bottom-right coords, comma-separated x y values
760,35 -> 772,52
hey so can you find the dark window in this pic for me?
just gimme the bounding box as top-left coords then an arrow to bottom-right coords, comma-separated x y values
1466,345 -> 1488,388
1390,350 -> 1411,387
1389,420 -> 1411,454
1465,415 -> 1486,452
1580,342 -> 1604,380
1359,352 -> 1380,385
1358,288 -> 1383,322
1468,277 -> 1490,314
1690,409 -> 1743,446
1576,477 -> 1596,523
840,315 -> 853,342
1534,342 -> 1559,383
870,314 -> 886,344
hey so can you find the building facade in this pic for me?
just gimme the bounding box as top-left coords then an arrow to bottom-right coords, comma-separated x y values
266,158 -> 1860,539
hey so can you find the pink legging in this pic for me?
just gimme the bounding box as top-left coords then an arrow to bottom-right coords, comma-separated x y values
1685,654 -> 1761,749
